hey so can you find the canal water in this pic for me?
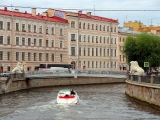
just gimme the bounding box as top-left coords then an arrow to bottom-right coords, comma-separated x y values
0,84 -> 160,120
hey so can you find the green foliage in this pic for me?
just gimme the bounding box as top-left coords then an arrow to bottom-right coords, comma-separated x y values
123,32 -> 160,70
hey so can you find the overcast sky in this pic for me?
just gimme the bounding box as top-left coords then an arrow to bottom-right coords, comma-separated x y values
1,0 -> 160,27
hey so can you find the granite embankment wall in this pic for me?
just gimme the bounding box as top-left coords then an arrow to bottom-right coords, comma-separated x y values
125,75 -> 160,108
0,77 -> 125,94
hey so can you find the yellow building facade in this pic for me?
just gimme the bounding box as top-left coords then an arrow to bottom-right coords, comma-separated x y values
124,21 -> 160,34
46,9 -> 119,70
0,7 -> 68,72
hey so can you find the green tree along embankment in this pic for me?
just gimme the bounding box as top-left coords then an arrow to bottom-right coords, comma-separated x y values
123,32 -> 160,71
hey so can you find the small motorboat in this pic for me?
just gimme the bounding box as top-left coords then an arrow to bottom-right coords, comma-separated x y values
57,89 -> 79,104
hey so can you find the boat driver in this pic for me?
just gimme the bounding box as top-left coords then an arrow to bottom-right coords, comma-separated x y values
70,89 -> 75,95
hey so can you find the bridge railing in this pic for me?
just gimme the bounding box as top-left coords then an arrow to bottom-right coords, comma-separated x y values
25,69 -> 127,76
128,74 -> 160,85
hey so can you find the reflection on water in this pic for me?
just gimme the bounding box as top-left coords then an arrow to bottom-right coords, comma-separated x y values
0,84 -> 159,120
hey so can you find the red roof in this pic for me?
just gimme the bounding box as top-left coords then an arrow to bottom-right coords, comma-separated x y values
0,7 -> 68,23
78,13 -> 118,23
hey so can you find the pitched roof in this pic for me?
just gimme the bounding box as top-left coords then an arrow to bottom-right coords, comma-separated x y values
0,7 -> 68,23
78,13 -> 118,23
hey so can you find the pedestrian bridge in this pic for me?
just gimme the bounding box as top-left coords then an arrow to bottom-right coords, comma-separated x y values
25,70 -> 127,79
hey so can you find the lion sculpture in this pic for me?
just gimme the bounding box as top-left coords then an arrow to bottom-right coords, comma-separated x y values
11,62 -> 27,73
130,61 -> 144,75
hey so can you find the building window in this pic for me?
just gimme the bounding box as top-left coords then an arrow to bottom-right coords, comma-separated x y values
92,36 -> 94,43
0,51 -> 3,60
46,27 -> 48,34
22,37 -> 25,46
60,28 -> 63,36
28,53 -> 31,61
52,54 -> 54,61
0,36 -> 3,44
34,53 -> 37,61
7,52 -> 10,60
51,40 -> 54,47
22,52 -> 25,61
100,61 -> 102,68
88,35 -> 90,42
7,22 -> 10,30
92,24 -> 94,30
28,24 -> 31,32
96,36 -> 98,43
115,38 -> 117,44
34,39 -> 36,46
60,54 -> 63,61
28,38 -> 31,46
114,27 -> 116,32
16,23 -> 19,31
92,48 -> 94,56
115,49 -> 116,57
71,21 -> 75,28
60,41 -> 63,48
16,37 -> 19,45
100,48 -> 102,56
100,25 -> 102,31
92,61 -> 94,68
96,24 -> 98,30
84,47 -> 86,56
107,49 -> 109,56
103,25 -> 105,31
107,26 -> 109,31
0,21 -> 3,29
96,48 -> 98,56
39,39 -> 42,47
79,47 -> 81,56
16,52 -> 19,61
104,37 -> 106,43
22,24 -> 25,32
107,37 -> 110,44
96,61 -> 98,68
88,48 -> 90,56
84,35 -> 86,42
39,53 -> 42,61
88,23 -> 90,29
71,47 -> 75,56
7,36 -> 10,45
111,26 -> 113,32
104,62 -> 106,68
100,37 -> 102,43
111,49 -> 113,57
46,53 -> 49,61
79,22 -> 81,28
39,26 -> 42,33
79,34 -> 81,42
71,34 -> 76,40
34,25 -> 36,33
51,27 -> 54,34
83,23 -> 85,29
88,61 -> 90,68
104,49 -> 106,56
46,40 -> 48,47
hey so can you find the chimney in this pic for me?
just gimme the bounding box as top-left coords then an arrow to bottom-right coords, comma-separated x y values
86,12 -> 91,17
15,9 -> 19,12
42,12 -> 47,17
78,10 -> 82,14
32,8 -> 36,16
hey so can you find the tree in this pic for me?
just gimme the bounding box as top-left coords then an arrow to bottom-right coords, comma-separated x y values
123,32 -> 160,71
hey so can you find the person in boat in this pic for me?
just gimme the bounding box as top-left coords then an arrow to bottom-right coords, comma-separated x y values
70,89 -> 75,95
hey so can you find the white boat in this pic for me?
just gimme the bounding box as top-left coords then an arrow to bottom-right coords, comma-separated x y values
57,89 -> 79,104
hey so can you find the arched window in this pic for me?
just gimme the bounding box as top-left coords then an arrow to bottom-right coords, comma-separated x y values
92,24 -> 94,30
114,27 -> 116,32
96,24 -> 98,30
60,28 -> 63,35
